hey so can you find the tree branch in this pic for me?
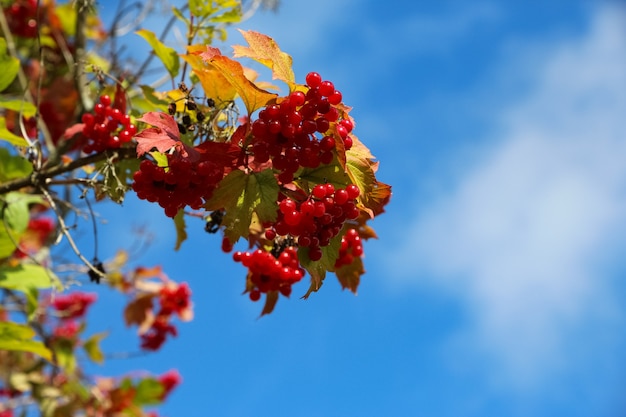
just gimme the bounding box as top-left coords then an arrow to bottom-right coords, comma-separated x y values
0,148 -> 138,195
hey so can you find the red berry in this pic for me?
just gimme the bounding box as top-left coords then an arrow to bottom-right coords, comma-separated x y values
99,95 -> 111,107
319,81 -> 335,97
284,210 -> 302,227
346,184 -> 360,199
279,198 -> 297,214
289,91 -> 306,107
305,72 -> 322,88
328,90 -> 343,105
334,189 -> 349,206
265,229 -> 276,240
312,184 -> 326,199
308,246 -> 323,261
343,136 -> 353,150
249,289 -> 261,301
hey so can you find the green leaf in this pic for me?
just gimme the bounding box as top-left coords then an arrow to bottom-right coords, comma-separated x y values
0,38 -> 19,92
133,378 -> 165,406
0,147 -> 32,182
171,6 -> 189,24
54,3 -> 77,36
25,287 -> 39,322
136,29 -> 180,79
53,338 -> 76,372
173,209 -> 187,251
0,117 -> 28,146
296,159 -> 351,192
298,232 -> 343,299
83,332 -> 107,364
0,98 -> 37,117
0,226 -> 18,258
205,169 -> 279,243
0,264 -> 61,292
1,192 -> 42,234
0,322 -> 52,361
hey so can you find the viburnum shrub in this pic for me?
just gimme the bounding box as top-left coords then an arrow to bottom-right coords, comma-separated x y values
0,0 -> 390,416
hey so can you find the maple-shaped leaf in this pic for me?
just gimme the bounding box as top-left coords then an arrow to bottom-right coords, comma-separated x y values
204,169 -> 279,244
182,47 -> 237,107
194,134 -> 242,170
195,46 -> 277,115
335,257 -> 364,294
134,112 -> 199,159
233,30 -> 296,89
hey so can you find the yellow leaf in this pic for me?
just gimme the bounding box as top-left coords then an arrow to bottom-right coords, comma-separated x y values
182,50 -> 237,106
233,30 -> 296,89
196,47 -> 277,115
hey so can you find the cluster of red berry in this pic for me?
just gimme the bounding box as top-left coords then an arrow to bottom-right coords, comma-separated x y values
81,95 -> 136,154
268,183 -> 360,261
250,72 -> 354,183
233,246 -> 304,301
51,292 -> 97,320
3,0 -> 38,38
132,155 -> 224,218
140,283 -> 191,351
49,291 -> 97,346
335,228 -> 364,268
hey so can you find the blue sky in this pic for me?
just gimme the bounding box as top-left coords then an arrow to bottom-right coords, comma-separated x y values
82,1 -> 626,416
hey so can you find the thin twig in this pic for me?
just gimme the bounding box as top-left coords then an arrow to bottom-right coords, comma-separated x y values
38,187 -> 106,281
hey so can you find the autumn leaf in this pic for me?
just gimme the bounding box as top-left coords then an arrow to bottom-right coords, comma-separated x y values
134,112 -> 198,160
182,47 -> 237,107
260,291 -> 279,317
204,169 -> 279,244
335,257 -> 364,294
124,294 -> 155,334
233,30 -> 296,89
195,46 -> 277,115
365,181 -> 392,217
341,134 -> 391,218
194,139 -> 241,171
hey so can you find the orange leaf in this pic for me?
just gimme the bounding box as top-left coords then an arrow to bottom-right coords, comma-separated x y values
260,291 -> 279,316
233,30 -> 296,89
123,294 -> 155,334
195,46 -> 277,115
181,48 -> 237,106
335,256 -> 364,294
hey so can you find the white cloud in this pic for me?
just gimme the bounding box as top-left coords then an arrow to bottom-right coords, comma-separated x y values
394,4 -> 626,397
